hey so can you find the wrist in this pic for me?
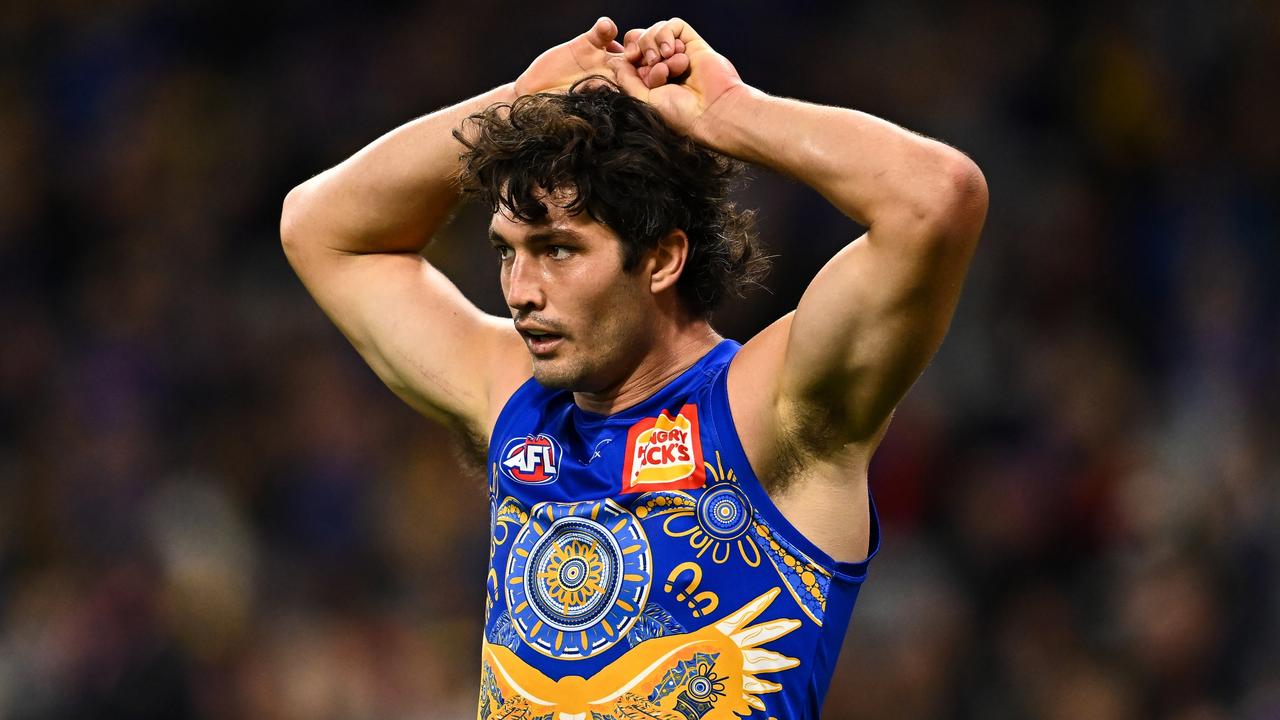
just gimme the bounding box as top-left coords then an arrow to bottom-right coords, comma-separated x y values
690,83 -> 768,159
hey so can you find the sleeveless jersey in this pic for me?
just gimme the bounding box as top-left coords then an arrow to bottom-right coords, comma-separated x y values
478,339 -> 880,720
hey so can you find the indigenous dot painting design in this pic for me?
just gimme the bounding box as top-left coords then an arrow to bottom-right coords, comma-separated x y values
752,523 -> 832,625
505,498 -> 652,660
697,484 -> 752,541
648,652 -> 728,712
487,468 -> 531,627
635,451 -> 834,625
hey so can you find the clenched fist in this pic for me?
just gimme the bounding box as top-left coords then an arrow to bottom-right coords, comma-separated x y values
607,18 -> 748,142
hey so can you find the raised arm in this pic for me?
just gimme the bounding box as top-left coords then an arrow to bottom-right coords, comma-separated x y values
280,18 -> 626,441
708,87 -> 987,446
611,19 -> 987,453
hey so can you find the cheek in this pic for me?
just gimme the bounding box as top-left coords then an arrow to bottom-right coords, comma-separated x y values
596,283 -> 647,344
569,272 -> 621,322
558,260 -> 647,344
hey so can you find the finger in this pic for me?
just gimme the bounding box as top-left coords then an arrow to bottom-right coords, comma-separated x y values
645,61 -> 670,88
664,17 -> 702,47
673,38 -> 685,54
629,20 -> 660,65
607,40 -> 625,54
638,21 -> 666,66
607,56 -> 649,99
586,16 -> 618,49
656,24 -> 677,58
663,52 -> 690,78
623,29 -> 644,62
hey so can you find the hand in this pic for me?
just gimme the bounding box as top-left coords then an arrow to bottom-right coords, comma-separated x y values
608,18 -> 748,141
515,17 -> 626,97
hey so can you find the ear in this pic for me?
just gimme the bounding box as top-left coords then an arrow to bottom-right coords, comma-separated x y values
647,229 -> 689,295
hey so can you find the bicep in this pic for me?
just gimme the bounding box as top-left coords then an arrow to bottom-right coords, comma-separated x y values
285,247 -> 528,436
772,221 -> 979,441
742,192 -> 977,448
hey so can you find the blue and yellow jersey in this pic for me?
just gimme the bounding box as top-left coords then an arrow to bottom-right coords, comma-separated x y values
479,339 -> 880,719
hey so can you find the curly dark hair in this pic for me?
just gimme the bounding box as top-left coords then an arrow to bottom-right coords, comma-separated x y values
452,77 -> 769,318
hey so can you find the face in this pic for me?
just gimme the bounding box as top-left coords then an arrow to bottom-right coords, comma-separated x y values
489,202 -> 655,392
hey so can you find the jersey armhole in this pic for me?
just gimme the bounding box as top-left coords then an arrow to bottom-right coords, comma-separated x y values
704,356 -> 882,584
487,376 -> 541,461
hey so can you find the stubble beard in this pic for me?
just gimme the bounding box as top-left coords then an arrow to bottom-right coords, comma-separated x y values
530,286 -> 647,392
530,330 -> 627,393
530,355 -> 583,390
529,341 -> 602,390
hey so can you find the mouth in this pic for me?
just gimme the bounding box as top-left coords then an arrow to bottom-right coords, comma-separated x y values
518,328 -> 565,356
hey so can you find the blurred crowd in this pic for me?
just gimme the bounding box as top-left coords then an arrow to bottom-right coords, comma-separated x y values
1,0 -> 1277,718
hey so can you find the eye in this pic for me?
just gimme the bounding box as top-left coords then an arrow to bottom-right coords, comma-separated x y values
494,245 -> 513,261
548,245 -> 572,259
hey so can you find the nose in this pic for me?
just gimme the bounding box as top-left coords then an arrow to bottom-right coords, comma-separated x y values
504,252 -> 546,312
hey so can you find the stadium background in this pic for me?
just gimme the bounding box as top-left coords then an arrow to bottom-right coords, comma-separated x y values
1,1 -> 1277,717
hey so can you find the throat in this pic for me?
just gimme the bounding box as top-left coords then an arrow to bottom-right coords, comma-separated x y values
573,330 -> 723,416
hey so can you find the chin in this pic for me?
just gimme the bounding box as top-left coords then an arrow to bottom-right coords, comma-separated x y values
530,358 -> 585,390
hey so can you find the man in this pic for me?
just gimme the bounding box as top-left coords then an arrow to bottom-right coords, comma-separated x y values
281,16 -> 986,719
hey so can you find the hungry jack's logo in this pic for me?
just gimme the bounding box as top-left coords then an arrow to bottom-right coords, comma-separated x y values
620,404 -> 705,493
501,434 -> 561,484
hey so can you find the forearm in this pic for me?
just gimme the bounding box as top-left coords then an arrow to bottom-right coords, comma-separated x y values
696,86 -> 983,234
281,82 -> 517,255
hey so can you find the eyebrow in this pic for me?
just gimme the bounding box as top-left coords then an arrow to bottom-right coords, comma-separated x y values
487,227 -> 586,246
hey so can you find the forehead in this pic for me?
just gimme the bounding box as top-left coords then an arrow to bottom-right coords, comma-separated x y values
488,200 -> 618,244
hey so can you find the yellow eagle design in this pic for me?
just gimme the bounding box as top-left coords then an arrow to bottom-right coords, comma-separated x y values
480,586 -> 800,719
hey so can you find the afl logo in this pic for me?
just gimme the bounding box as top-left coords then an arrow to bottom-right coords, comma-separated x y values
500,434 -> 562,484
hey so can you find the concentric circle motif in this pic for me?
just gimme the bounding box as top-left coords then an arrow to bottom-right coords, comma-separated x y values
696,484 -> 753,540
688,675 -> 714,699
505,499 -> 651,659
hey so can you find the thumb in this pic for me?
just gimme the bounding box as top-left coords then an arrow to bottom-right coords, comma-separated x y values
607,56 -> 649,99
585,16 -> 618,49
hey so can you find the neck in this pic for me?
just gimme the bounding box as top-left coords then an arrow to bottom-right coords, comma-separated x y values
573,320 -> 722,416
